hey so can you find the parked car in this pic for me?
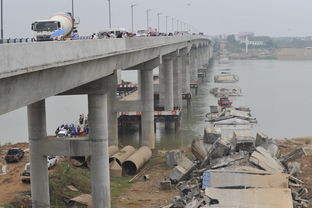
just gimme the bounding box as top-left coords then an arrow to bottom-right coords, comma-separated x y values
47,156 -> 58,169
57,129 -> 69,138
21,163 -> 31,183
5,148 -> 24,163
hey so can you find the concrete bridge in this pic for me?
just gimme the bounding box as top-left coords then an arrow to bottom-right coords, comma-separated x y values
0,35 -> 213,208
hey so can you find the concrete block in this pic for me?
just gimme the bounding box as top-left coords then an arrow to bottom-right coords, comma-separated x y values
160,179 -> 172,190
203,127 -> 221,144
165,150 -> 183,167
169,156 -> 195,183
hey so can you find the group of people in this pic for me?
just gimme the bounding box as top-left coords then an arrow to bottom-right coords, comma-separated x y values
55,114 -> 89,137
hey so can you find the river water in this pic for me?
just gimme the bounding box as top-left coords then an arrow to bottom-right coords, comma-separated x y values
1,60 -> 312,148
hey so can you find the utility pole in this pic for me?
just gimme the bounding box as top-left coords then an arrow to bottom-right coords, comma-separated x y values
1,0 -> 3,41
172,17 -> 174,33
108,0 -> 112,28
131,4 -> 136,33
166,16 -> 169,34
177,20 -> 179,32
157,12 -> 161,32
146,9 -> 151,31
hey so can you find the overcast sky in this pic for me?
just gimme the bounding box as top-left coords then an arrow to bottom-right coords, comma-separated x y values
2,0 -> 312,38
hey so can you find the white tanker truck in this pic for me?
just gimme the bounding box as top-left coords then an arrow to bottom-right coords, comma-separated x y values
31,12 -> 77,41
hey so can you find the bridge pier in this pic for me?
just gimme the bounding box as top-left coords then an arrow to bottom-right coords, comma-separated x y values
88,93 -> 111,208
173,56 -> 183,109
140,69 -> 155,149
27,100 -> 50,208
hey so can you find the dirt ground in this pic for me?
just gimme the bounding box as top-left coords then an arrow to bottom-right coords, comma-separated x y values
0,143 -> 30,204
277,137 -> 312,200
113,155 -> 179,208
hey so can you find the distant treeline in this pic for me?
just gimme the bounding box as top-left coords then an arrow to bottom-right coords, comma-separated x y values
223,35 -> 312,53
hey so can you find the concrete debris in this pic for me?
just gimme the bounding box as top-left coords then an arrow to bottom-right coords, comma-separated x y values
209,137 -> 231,159
250,146 -> 285,173
280,147 -> 309,164
68,194 -> 92,207
169,156 -> 195,183
166,150 -> 184,167
233,130 -> 255,152
67,185 -> 79,192
160,179 -> 172,190
203,127 -> 221,144
210,86 -> 242,97
214,74 -> 239,83
191,138 -> 208,161
163,132 -> 312,208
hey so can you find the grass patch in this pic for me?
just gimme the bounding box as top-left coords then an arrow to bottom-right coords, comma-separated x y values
111,176 -> 132,204
2,160 -> 137,207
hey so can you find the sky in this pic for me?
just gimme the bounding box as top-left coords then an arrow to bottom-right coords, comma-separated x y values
2,0 -> 312,38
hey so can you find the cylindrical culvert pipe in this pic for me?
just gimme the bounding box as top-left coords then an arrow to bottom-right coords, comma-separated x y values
108,145 -> 119,157
110,145 -> 136,165
122,146 -> 152,175
83,145 -> 119,168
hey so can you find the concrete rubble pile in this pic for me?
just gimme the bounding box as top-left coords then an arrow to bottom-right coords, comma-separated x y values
210,86 -> 242,97
162,130 -> 312,208
214,73 -> 239,83
206,106 -> 257,126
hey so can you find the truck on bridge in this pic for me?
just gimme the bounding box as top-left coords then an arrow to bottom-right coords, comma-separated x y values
31,12 -> 77,41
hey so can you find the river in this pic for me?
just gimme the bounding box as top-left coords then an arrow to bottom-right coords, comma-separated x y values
1,60 -> 311,148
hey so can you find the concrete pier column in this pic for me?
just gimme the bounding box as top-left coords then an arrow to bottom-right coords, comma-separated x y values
140,69 -> 155,149
88,93 -> 111,208
27,100 -> 50,208
107,73 -> 118,146
163,58 -> 174,111
190,50 -> 198,83
173,56 -> 183,108
158,64 -> 165,107
182,54 -> 191,94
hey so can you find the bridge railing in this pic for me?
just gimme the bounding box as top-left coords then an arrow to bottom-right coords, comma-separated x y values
0,36 -> 92,44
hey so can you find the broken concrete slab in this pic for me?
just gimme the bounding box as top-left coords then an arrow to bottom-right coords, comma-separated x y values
203,127 -> 221,144
210,137 -> 231,159
169,156 -> 195,183
191,138 -> 208,161
255,132 -> 269,147
233,130 -> 256,152
68,194 -> 92,207
165,150 -> 184,167
204,188 -> 293,208
250,146 -> 285,173
202,170 -> 288,189
210,152 -> 249,169
280,147 -> 309,164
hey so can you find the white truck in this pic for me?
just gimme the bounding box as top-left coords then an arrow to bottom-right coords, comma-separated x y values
31,12 -> 76,41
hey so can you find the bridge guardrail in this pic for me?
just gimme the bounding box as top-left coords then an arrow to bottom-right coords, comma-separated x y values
0,36 -> 92,44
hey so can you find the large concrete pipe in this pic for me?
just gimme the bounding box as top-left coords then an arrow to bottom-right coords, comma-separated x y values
110,145 -> 136,165
108,145 -> 120,157
122,146 -> 152,175
71,145 -> 119,167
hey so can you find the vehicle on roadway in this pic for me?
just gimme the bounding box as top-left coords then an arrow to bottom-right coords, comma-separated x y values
98,28 -> 127,38
31,12 -> 77,41
136,29 -> 148,37
5,148 -> 24,163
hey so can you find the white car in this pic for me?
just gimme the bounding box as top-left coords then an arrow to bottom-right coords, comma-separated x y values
47,156 -> 58,169
57,129 -> 68,138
